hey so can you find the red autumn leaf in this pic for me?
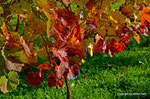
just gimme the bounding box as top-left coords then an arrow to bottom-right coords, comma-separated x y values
55,61 -> 69,79
94,34 -> 108,54
86,0 -> 95,10
116,42 -> 126,52
37,63 -> 50,70
37,63 -> 50,72
122,35 -> 131,44
47,73 -> 63,89
108,40 -> 123,57
58,80 -> 63,88
67,65 -> 80,80
37,63 -> 51,75
1,23 -> 10,40
25,72 -> 43,87
52,47 -> 68,63
67,42 -> 86,58
139,25 -> 149,36
56,9 -> 78,28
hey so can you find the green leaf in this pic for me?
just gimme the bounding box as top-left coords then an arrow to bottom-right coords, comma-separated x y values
7,71 -> 19,92
10,0 -> 32,15
47,37 -> 56,43
0,76 -> 8,93
110,0 -> 125,11
11,50 -> 28,63
0,71 -> 19,93
3,0 -> 11,4
34,39 -> 43,50
0,76 -> 7,86
32,34 -> 42,41
56,1 -> 64,9
0,6 -> 4,14
70,2 -> 78,15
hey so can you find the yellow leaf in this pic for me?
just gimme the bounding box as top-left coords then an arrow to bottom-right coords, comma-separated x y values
37,48 -> 47,59
10,0 -> 32,15
116,25 -> 119,30
88,43 -> 93,57
74,0 -> 88,5
110,16 -> 118,23
107,27 -> 116,36
96,20 -> 109,37
81,59 -> 85,64
109,11 -> 126,23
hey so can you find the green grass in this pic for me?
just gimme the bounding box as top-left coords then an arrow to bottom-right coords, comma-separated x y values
0,43 -> 150,99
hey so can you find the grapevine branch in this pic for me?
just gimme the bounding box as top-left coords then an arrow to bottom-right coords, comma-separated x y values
4,0 -> 14,21
15,15 -> 20,32
41,34 -> 53,67
65,78 -> 71,99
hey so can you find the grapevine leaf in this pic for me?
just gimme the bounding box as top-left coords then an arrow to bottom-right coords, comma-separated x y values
67,65 -> 80,80
0,76 -> 8,93
11,50 -> 28,63
107,27 -> 116,36
10,0 -> 32,15
74,0 -> 88,6
3,0 -> 11,4
0,71 -> 19,93
70,2 -> 78,14
56,9 -> 78,28
7,71 -> 19,92
52,47 -> 68,63
37,47 -> 47,59
47,73 -> 63,89
140,8 -> 150,24
0,6 -> 4,14
93,34 -> 108,54
133,33 -> 140,44
110,0 -> 125,11
1,47 -> 25,72
109,11 -> 126,24
55,62 -> 69,79
1,23 -> 10,40
25,72 -> 43,87
96,20 -> 108,37
37,63 -> 50,75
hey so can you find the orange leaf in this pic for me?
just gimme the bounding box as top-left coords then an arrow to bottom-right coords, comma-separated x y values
133,33 -> 140,44
37,63 -> 50,71
140,9 -> 150,24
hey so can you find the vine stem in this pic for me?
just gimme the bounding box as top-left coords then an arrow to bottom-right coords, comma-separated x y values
15,15 -> 20,32
4,0 -> 14,21
65,77 -> 71,99
41,34 -> 53,66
